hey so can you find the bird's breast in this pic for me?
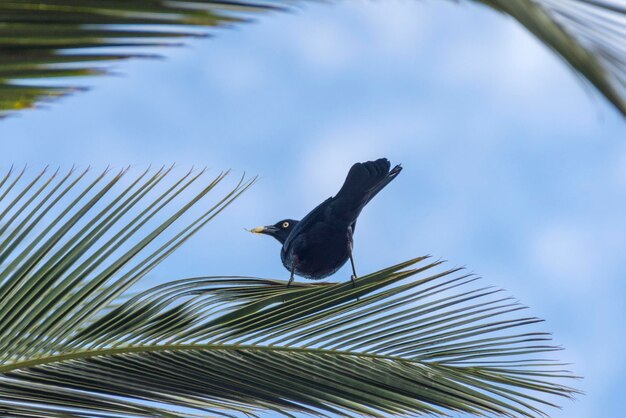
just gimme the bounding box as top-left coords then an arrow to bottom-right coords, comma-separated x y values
281,224 -> 352,280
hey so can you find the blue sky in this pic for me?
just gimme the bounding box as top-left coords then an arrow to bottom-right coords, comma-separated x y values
2,1 -> 626,416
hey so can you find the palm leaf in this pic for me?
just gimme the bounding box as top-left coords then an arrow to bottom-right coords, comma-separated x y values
0,0 -> 281,117
0,167 -> 579,418
0,0 -> 624,118
475,0 -> 626,114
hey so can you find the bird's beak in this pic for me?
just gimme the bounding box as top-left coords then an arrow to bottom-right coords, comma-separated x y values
247,225 -> 278,235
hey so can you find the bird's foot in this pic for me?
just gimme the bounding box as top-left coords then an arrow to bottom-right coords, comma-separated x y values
350,275 -> 360,302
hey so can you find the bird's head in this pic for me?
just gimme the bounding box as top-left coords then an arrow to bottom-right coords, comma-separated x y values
247,219 -> 298,244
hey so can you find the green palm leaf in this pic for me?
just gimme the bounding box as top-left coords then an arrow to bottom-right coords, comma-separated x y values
476,0 -> 626,114
0,0 -> 280,117
0,0 -> 624,117
0,168 -> 578,417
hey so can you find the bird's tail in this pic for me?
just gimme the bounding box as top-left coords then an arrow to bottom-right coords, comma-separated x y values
334,158 -> 402,221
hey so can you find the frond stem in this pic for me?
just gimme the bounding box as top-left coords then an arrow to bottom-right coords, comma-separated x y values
0,343 -> 411,373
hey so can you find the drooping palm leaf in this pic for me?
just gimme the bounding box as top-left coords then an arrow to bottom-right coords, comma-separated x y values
476,0 -> 626,114
0,0 -> 624,118
0,0 -> 282,117
0,166 -> 578,418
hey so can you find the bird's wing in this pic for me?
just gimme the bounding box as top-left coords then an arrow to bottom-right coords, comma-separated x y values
283,159 -> 401,253
283,196 -> 334,252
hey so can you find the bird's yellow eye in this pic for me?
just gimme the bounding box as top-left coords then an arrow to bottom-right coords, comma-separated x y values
282,221 -> 290,228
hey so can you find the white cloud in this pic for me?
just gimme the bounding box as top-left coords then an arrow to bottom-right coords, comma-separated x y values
614,143 -> 626,191
284,1 -> 428,74
435,9 -> 598,127
202,50 -> 268,96
529,223 -> 600,289
437,14 -> 560,94
300,130 -> 384,201
297,110 -> 428,201
493,22 -> 561,97
286,16 -> 362,73
352,1 -> 428,57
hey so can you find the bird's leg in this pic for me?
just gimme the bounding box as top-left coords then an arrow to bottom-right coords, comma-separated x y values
287,264 -> 295,288
348,248 -> 360,302
349,249 -> 358,288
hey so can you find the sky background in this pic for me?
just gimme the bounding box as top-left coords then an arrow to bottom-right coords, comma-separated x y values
2,0 -> 626,416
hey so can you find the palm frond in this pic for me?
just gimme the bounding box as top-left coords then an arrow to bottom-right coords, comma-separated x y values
477,0 -> 626,114
0,0 -> 281,117
0,165 -> 254,359
0,210 -> 580,418
0,0 -> 625,117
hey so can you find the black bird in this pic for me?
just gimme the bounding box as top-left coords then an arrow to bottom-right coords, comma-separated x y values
249,158 -> 402,287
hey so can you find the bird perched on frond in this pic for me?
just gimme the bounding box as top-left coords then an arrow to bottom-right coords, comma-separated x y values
249,158 -> 402,287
